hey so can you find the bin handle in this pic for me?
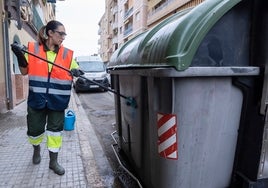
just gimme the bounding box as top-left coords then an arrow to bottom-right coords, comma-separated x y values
66,110 -> 75,117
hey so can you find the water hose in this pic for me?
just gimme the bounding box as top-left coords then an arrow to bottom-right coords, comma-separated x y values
21,49 -> 138,108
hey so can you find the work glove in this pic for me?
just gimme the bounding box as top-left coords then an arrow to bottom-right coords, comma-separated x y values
71,68 -> 84,77
11,42 -> 28,68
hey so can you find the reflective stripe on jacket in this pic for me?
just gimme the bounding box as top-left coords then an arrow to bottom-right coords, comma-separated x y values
27,42 -> 73,111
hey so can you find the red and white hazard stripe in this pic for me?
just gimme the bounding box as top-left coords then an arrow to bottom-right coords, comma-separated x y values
157,113 -> 178,160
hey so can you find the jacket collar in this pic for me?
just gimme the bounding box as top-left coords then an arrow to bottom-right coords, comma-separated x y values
43,43 -> 60,53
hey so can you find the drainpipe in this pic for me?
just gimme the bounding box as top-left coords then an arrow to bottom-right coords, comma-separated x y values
3,2 -> 13,110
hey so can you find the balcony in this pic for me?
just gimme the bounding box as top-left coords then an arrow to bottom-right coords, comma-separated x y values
112,36 -> 118,44
112,6 -> 118,15
112,23 -> 118,30
32,6 -> 45,31
124,25 -> 133,36
124,7 -> 133,19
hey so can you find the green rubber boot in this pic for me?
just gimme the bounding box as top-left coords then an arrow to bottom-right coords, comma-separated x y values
32,145 -> 41,164
49,151 -> 65,175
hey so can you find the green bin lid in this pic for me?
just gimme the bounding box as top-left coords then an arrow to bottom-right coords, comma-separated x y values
108,0 -> 241,71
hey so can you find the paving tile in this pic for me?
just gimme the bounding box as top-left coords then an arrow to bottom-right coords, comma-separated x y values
0,94 -> 90,188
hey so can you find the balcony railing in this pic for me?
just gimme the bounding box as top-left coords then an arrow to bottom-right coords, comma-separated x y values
112,6 -> 118,14
112,23 -> 118,30
124,7 -> 133,19
148,0 -> 176,17
112,36 -> 118,44
124,25 -> 133,36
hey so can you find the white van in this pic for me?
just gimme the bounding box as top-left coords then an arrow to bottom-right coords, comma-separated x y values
73,55 -> 110,93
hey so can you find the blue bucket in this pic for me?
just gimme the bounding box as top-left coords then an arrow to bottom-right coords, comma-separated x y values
64,110 -> 76,131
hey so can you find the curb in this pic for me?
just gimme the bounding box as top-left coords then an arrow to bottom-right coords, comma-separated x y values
71,91 -> 114,187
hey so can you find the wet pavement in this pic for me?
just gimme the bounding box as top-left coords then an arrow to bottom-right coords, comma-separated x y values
0,91 -> 115,188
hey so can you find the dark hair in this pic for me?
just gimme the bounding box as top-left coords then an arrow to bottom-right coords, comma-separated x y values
37,20 -> 64,45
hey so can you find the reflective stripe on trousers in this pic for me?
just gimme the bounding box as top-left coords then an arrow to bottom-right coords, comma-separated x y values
28,131 -> 63,152
28,133 -> 45,146
46,131 -> 63,152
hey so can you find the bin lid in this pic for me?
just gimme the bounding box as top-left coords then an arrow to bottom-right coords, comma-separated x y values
107,0 -> 241,71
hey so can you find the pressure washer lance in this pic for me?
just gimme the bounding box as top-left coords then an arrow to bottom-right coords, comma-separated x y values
12,43 -> 137,108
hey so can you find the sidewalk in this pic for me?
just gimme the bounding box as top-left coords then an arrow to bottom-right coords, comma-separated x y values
0,91 -> 114,188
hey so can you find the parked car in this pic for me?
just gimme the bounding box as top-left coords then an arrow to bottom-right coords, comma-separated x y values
73,55 -> 110,93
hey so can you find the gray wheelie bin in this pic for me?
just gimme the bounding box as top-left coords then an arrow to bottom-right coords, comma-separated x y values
108,0 -> 268,187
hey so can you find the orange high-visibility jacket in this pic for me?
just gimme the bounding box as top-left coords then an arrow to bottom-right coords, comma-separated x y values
27,42 -> 73,110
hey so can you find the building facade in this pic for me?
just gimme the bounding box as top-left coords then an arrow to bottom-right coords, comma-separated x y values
98,3 -> 111,63
0,0 -> 57,113
99,0 -> 204,62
